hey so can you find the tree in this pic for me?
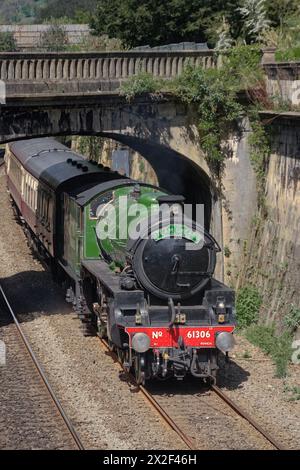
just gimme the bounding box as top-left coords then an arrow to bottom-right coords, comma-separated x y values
215,17 -> 235,51
265,0 -> 300,31
37,0 -> 98,23
0,32 -> 17,52
238,0 -> 271,43
90,0 -> 243,48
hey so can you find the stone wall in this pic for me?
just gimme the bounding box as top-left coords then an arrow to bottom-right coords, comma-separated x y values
0,24 -> 90,51
238,115 -> 300,329
221,119 -> 258,286
263,62 -> 300,106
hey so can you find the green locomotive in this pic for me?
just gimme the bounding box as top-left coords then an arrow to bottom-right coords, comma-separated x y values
6,138 -> 236,384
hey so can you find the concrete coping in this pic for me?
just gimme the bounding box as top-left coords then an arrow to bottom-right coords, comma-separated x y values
259,110 -> 300,121
0,50 -> 215,60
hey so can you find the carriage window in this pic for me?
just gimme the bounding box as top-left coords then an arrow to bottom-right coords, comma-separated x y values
89,191 -> 113,219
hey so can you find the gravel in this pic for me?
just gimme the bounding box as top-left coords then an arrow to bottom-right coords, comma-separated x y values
0,308 -> 77,450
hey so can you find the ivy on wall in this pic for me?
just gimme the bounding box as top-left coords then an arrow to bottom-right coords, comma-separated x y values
120,45 -> 271,185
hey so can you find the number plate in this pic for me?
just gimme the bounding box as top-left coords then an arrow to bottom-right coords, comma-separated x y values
125,326 -> 235,348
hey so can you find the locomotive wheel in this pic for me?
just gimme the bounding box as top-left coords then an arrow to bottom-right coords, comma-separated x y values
134,354 -> 146,386
117,348 -> 125,364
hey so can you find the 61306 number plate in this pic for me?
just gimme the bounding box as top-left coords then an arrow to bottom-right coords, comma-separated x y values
125,326 -> 235,348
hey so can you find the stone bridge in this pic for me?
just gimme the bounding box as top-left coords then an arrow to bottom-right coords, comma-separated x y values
0,50 -> 216,94
0,50 -> 256,282
0,50 -> 219,227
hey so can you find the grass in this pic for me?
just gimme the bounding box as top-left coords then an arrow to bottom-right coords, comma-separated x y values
242,349 -> 252,359
236,285 -> 262,329
275,47 -> 300,62
283,384 -> 300,402
245,325 -> 292,378
284,305 -> 300,333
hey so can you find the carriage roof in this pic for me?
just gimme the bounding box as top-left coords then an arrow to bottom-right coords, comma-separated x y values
9,138 -> 123,192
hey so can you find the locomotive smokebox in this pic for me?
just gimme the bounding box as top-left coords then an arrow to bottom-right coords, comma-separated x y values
131,216 -> 219,301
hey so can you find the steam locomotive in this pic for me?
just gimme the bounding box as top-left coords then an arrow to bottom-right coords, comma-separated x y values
5,137 -> 236,384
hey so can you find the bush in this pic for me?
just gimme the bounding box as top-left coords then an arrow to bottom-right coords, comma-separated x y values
222,44 -> 263,90
236,285 -> 262,329
119,45 -> 266,176
120,72 -> 163,101
246,325 -> 292,378
0,32 -> 17,52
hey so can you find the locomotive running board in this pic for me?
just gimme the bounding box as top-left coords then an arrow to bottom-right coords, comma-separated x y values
81,259 -> 145,305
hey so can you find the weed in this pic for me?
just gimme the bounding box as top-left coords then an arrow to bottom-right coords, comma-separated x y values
246,325 -> 292,378
242,350 -> 252,359
284,305 -> 300,333
224,245 -> 231,258
283,384 -> 300,402
236,285 -> 262,329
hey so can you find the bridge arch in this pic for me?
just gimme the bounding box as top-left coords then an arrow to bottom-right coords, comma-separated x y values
0,94 -> 222,259
2,129 -> 213,230
99,132 -> 212,229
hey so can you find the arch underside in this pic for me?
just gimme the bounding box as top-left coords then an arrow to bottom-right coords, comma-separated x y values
100,132 -> 212,229
0,102 -> 212,229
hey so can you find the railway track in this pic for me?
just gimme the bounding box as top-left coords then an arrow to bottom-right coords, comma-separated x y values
0,273 -> 285,451
99,337 -> 286,451
0,282 -> 85,450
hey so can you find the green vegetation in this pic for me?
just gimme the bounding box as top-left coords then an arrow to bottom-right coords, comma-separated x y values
242,349 -> 252,358
283,384 -> 300,401
284,305 -> 300,333
68,35 -> 123,52
90,0 -> 242,49
247,112 -> 271,209
171,64 -> 243,174
263,1 -> 300,61
120,72 -> 163,101
36,0 -> 98,23
39,22 -> 69,51
275,47 -> 300,61
245,325 -> 292,377
77,136 -> 104,162
0,1 -> 46,24
0,1 -> 97,25
236,285 -> 262,328
236,285 -> 294,378
224,246 -> 232,258
0,0 -> 299,61
89,0 -> 300,52
121,44 -> 266,175
0,31 -> 17,51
